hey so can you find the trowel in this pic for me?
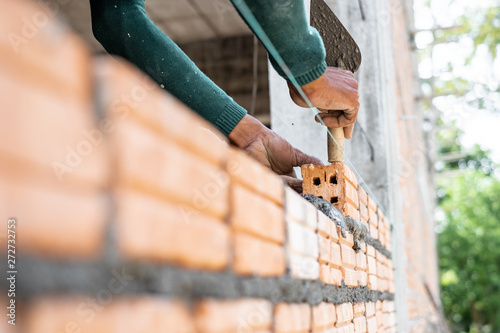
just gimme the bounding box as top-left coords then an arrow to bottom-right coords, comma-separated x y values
310,0 -> 362,163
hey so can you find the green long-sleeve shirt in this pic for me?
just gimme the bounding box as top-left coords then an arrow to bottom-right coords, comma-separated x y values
89,0 -> 326,136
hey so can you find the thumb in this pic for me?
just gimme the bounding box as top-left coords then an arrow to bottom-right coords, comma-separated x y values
281,176 -> 304,194
294,148 -> 324,167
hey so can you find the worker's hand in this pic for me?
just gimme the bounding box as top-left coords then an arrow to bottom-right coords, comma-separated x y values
229,115 -> 323,193
288,67 -> 360,139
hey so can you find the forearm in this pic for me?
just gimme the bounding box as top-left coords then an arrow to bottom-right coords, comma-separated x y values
231,0 -> 327,86
89,0 -> 246,136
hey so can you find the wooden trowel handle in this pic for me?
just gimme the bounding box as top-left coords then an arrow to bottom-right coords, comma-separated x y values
328,127 -> 345,163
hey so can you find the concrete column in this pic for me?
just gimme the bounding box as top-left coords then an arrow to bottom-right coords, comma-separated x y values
269,0 -> 328,169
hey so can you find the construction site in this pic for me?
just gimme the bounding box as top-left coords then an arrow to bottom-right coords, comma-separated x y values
3,0 -> 499,332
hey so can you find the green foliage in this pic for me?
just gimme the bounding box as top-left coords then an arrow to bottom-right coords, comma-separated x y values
436,120 -> 495,175
469,6 -> 500,61
437,170 -> 500,333
419,2 -> 500,331
420,5 -> 500,113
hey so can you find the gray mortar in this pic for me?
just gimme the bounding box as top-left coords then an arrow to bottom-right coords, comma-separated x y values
304,194 -> 349,234
304,194 -> 392,258
4,257 -> 394,306
311,0 -> 362,72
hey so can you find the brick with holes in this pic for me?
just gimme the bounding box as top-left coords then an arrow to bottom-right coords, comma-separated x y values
302,163 -> 359,219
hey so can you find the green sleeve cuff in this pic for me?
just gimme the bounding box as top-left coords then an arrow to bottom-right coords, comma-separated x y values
294,60 -> 327,86
214,102 -> 248,137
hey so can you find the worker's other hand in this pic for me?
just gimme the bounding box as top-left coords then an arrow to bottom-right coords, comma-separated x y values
229,115 -> 322,193
288,67 -> 360,139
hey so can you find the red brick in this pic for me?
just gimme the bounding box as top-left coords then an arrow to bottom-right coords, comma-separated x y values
358,186 -> 368,206
383,301 -> 395,313
353,316 -> 367,333
379,227 -> 386,247
232,184 -> 285,244
330,162 -> 358,188
2,180 -> 107,258
367,257 -> 377,276
233,232 -> 285,277
369,224 -> 378,240
0,0 -> 93,103
367,195 -> 377,212
335,303 -> 354,325
368,209 -> 378,229
377,210 -> 385,224
274,303 -> 311,333
337,323 -> 355,333
339,230 -> 355,247
359,204 -> 369,223
358,240 -> 366,253
358,271 -> 368,287
312,302 -> 336,332
376,310 -> 384,329
366,317 -> 377,333
355,252 -> 367,271
302,163 -> 358,216
318,212 -> 331,238
366,245 -> 376,258
330,222 -> 340,242
331,267 -> 343,286
342,202 -> 360,220
341,267 -> 358,287
195,299 -> 272,332
353,303 -> 365,316
368,275 -> 378,290
113,119 -> 228,220
228,148 -> 284,205
343,180 -> 359,209
320,264 -> 331,284
95,58 -> 228,167
285,188 -> 317,231
331,242 -> 342,268
341,244 -> 356,269
116,190 -> 229,270
318,235 -> 331,264
365,303 -> 375,317
0,81 -> 108,190
287,219 -> 319,259
377,261 -> 385,279
289,254 -> 320,280
26,296 -> 195,333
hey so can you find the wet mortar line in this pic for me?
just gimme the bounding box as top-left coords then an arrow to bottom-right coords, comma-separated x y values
304,194 -> 392,258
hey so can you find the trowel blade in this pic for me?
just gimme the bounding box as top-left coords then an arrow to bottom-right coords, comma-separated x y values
311,0 -> 362,73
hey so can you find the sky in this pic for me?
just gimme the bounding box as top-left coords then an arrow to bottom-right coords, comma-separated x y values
413,0 -> 500,163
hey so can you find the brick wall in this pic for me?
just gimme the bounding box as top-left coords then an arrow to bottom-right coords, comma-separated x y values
389,0 -> 443,331
0,0 -> 398,332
